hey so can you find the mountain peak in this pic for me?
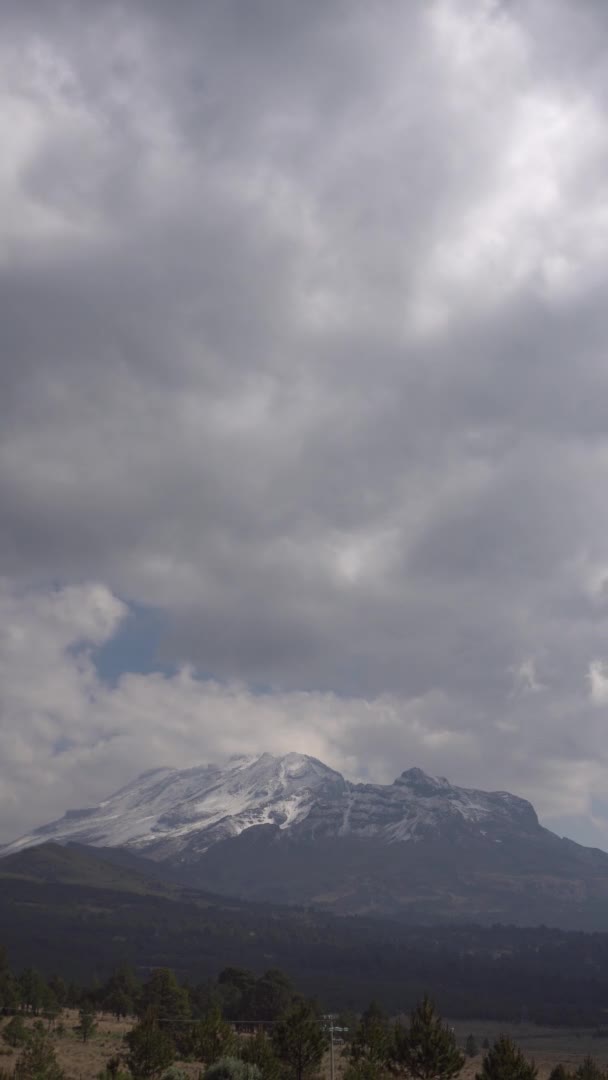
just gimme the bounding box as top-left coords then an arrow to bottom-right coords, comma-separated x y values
393,767 -> 451,796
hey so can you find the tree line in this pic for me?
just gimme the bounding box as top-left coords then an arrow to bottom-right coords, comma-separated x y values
9,872 -> 608,1025
1,945 -> 607,1080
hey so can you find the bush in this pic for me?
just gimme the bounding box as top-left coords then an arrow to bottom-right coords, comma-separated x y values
124,1017 -> 175,1079
344,1061 -> 390,1080
204,1058 -> 262,1079
240,1030 -> 281,1080
476,1037 -> 537,1080
2,1014 -> 28,1048
14,1027 -> 65,1079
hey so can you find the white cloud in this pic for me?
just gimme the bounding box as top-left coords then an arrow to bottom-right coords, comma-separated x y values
0,581 -> 607,847
2,1 -> 608,849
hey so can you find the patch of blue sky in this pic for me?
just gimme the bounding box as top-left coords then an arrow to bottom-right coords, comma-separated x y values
92,601 -> 172,685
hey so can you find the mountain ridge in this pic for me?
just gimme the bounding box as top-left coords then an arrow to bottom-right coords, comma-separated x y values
4,752 -> 608,927
1,752 -> 542,859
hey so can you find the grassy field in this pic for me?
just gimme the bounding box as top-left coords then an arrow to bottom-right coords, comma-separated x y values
450,1019 -> 608,1080
3,1010 -> 608,1079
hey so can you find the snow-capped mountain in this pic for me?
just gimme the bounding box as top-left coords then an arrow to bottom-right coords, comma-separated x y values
5,752 -> 608,924
2,752 -> 539,859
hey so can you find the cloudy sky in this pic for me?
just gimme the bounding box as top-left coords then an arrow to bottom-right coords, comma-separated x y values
3,0 -> 608,846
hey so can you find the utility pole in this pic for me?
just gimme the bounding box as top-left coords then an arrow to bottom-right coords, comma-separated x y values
323,1010 -> 343,1080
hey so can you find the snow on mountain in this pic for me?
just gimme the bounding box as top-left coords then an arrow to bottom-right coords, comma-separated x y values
5,754 -> 608,927
0,753 -> 346,857
1,754 -> 541,862
1,751 -> 542,859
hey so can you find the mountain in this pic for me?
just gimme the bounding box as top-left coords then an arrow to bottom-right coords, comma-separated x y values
4,752 -> 608,927
0,752 -> 537,856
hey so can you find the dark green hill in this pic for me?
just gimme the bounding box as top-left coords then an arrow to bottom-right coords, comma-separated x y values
0,842 -> 173,894
5,844 -> 608,1025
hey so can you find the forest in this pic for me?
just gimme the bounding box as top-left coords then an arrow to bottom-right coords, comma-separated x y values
0,947 -> 599,1080
6,868 -> 608,1026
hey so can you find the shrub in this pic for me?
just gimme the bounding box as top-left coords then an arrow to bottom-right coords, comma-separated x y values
2,1014 -> 28,1048
476,1036 -> 537,1080
14,1027 -> 65,1079
204,1058 -> 262,1079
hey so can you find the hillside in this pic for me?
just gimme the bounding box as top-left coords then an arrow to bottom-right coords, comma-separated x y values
4,844 -> 608,1025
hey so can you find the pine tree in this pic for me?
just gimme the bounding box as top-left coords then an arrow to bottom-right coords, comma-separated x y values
19,969 -> 48,1015
344,1059 -> 389,1080
476,1036 -> 537,1080
75,1002 -> 97,1042
2,1013 -> 28,1047
105,988 -> 133,1021
390,996 -> 465,1080
14,1027 -> 65,1079
139,969 -> 190,1024
105,1055 -> 122,1079
466,1036 -> 479,1059
193,1005 -> 236,1066
548,1066 -> 571,1080
124,1014 -> 175,1079
350,1001 -> 391,1067
271,1001 -> 328,1080
250,969 -> 296,1021
240,1028 -> 282,1080
574,1058 -> 603,1080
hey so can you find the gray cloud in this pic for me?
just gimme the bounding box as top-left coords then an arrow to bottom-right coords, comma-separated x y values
2,0 -> 608,843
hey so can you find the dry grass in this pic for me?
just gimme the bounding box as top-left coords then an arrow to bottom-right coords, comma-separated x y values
0,1011 -> 202,1079
3,1010 -> 608,1079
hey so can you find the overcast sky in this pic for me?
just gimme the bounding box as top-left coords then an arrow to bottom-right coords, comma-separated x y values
3,0 -> 608,846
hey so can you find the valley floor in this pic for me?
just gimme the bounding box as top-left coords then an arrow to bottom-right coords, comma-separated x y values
3,1011 -> 608,1079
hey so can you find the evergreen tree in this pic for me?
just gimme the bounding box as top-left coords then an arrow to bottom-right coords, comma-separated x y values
217,968 -> 257,1020
548,1066 -> 571,1080
193,1005 -> 236,1065
271,1001 -> 328,1080
139,969 -> 190,1024
240,1028 -> 282,1080
0,969 -> 19,1012
2,1013 -> 29,1047
344,1060 -> 389,1080
19,969 -> 48,1015
466,1036 -> 479,1059
350,1001 -> 391,1067
104,1055 -> 123,1078
574,1058 -> 603,1080
14,1027 -> 65,1080
250,969 -> 295,1021
105,989 -> 133,1021
42,997 -> 61,1030
47,977 -> 67,1008
390,996 -> 465,1080
75,1002 -> 97,1042
476,1036 -> 537,1080
125,1015 -> 175,1079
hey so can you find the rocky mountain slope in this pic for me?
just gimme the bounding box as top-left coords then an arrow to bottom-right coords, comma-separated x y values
1,752 -> 539,856
4,752 -> 608,926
